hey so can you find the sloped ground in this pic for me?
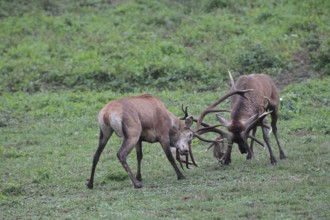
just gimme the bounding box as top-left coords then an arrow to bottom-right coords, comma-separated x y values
276,52 -> 316,90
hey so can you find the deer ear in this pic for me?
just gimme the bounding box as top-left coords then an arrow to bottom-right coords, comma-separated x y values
185,116 -> 193,129
216,114 -> 230,128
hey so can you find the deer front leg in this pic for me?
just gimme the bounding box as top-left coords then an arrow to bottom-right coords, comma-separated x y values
221,142 -> 233,165
117,137 -> 143,188
161,141 -> 185,180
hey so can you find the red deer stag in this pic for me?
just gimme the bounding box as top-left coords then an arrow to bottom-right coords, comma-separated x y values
86,94 -> 216,189
196,72 -> 286,165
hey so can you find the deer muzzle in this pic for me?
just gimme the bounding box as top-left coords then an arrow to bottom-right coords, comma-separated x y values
178,147 -> 189,156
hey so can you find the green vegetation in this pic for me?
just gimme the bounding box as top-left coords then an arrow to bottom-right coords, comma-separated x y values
1,0 -> 329,219
0,0 -> 329,93
0,79 -> 329,219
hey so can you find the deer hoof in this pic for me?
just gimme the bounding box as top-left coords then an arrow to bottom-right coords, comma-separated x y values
178,175 -> 186,180
86,180 -> 94,189
223,160 -> 230,166
221,157 -> 231,165
134,182 -> 143,188
270,157 -> 277,165
246,154 -> 253,160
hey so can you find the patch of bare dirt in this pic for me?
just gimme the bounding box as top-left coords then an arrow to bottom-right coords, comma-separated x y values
274,51 -> 316,90
288,130 -> 312,136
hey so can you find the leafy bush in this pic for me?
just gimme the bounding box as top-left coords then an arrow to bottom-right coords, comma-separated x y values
237,43 -> 284,73
311,40 -> 330,76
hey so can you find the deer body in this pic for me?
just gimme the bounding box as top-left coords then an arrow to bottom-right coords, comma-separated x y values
231,74 -> 277,121
86,94 -> 194,189
217,73 -> 286,165
100,94 -> 180,143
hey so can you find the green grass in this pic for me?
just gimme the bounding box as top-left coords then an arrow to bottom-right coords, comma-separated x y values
1,0 -> 329,218
0,0 -> 329,93
1,78 -> 329,219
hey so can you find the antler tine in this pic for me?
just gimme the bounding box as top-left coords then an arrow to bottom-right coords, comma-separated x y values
194,133 -> 224,143
204,109 -> 231,114
188,145 -> 198,167
258,110 -> 273,119
228,70 -> 236,90
196,124 -> 227,137
180,104 -> 189,120
245,110 -> 273,134
196,124 -> 222,133
248,135 -> 265,148
176,148 -> 184,170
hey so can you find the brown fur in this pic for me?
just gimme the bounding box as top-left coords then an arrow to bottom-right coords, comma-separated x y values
218,73 -> 286,165
86,94 -> 194,189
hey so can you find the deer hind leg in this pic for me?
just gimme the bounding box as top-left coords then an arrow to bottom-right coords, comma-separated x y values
161,140 -> 185,180
135,140 -> 143,181
86,127 -> 113,189
261,125 -> 277,165
270,108 -> 287,160
117,135 -> 143,188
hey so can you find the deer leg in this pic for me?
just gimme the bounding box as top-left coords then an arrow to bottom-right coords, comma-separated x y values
270,108 -> 286,160
261,126 -> 277,165
247,127 -> 257,160
135,140 -> 143,181
117,137 -> 142,188
221,142 -> 232,165
86,128 -> 113,189
161,141 -> 185,180
176,148 -> 185,170
271,119 -> 286,160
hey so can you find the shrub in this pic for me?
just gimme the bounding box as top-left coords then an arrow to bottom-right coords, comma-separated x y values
311,40 -> 330,76
237,43 -> 284,73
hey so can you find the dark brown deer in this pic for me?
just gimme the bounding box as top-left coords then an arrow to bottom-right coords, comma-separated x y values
196,72 -> 286,165
86,94 -> 216,189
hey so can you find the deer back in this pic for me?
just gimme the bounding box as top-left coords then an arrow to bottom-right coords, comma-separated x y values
231,74 -> 279,122
98,94 -> 182,143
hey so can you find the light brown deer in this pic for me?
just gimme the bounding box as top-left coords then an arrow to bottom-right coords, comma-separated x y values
86,94 -> 216,189
196,72 -> 286,165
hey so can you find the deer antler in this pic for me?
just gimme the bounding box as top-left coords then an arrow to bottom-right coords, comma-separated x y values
180,106 -> 229,167
194,70 -> 254,133
248,135 -> 265,148
181,106 -> 229,140
245,110 -> 273,134
194,89 -> 253,132
179,105 -> 189,120
176,148 -> 194,169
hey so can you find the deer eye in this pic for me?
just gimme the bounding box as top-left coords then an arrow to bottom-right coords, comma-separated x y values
188,133 -> 193,138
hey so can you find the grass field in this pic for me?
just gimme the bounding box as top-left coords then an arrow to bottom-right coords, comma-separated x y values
1,0 -> 330,93
1,78 -> 329,219
1,0 -> 330,219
